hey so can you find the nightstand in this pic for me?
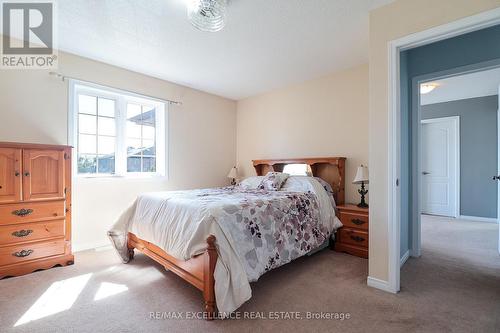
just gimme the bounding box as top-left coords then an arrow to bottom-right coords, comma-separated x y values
333,204 -> 369,258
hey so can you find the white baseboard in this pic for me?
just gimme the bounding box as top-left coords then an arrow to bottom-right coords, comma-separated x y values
410,249 -> 421,258
459,215 -> 498,223
400,250 -> 410,267
367,276 -> 395,293
73,240 -> 110,253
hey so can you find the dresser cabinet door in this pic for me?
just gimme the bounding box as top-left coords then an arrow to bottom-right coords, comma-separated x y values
0,148 -> 22,203
23,149 -> 65,201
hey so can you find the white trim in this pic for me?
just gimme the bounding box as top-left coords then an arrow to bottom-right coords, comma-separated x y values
412,75 -> 423,258
400,250 -> 410,267
387,37 -> 401,294
459,215 -> 499,223
409,249 -> 419,258
73,240 -> 110,253
387,7 -> 500,296
420,116 -> 460,218
411,62 -> 500,260
497,86 -> 500,253
367,276 -> 395,293
396,8 -> 500,52
68,79 -> 168,179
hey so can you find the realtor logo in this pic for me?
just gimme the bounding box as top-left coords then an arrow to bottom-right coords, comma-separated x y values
1,1 -> 57,69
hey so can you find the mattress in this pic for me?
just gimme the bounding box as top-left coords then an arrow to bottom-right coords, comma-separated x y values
108,177 -> 342,314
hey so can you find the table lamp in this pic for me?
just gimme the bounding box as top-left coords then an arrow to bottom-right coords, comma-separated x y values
227,167 -> 238,185
353,165 -> 369,208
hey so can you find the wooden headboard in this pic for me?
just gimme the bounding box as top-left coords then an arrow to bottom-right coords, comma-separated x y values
252,157 -> 346,205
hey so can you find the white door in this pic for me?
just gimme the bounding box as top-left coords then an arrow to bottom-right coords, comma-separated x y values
421,117 -> 459,217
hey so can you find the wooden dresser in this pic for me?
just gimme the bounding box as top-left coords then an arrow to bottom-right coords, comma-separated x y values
334,204 -> 369,258
0,142 -> 74,278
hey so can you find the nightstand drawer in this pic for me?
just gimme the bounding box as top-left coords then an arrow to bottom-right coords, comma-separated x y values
338,228 -> 368,247
339,211 -> 368,230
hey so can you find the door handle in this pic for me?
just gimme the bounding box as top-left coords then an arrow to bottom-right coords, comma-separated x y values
493,175 -> 500,181
422,171 -> 431,175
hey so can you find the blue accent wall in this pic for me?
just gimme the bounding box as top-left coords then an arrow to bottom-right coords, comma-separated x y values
399,24 -> 500,262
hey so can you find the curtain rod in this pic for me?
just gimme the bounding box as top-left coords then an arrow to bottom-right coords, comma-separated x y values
48,71 -> 182,106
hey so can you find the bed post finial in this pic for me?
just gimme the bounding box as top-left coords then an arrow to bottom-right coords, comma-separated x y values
204,235 -> 217,320
206,235 -> 216,248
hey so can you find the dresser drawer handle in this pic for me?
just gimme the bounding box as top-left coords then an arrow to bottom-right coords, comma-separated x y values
12,249 -> 33,258
12,208 -> 33,217
351,218 -> 366,225
12,229 -> 33,238
350,235 -> 365,243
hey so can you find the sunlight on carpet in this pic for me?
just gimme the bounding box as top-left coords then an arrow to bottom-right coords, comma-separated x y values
94,282 -> 129,301
14,273 -> 92,327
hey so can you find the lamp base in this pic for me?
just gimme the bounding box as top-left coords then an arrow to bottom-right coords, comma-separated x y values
357,181 -> 368,209
357,202 -> 369,208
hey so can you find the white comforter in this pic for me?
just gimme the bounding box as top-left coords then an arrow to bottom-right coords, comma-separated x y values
108,177 -> 341,314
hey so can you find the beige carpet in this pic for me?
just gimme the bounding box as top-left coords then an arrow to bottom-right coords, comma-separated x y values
0,216 -> 499,333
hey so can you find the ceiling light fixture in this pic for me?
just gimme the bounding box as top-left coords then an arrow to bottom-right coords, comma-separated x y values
420,83 -> 439,94
187,0 -> 227,32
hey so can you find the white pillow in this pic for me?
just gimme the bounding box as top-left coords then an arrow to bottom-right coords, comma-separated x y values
238,176 -> 264,190
281,176 -> 337,208
280,176 -> 317,192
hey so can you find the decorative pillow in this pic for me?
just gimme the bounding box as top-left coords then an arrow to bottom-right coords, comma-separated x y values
258,172 -> 290,191
238,176 -> 265,190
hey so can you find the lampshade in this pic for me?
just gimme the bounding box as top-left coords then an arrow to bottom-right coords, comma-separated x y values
227,166 -> 238,179
353,165 -> 369,184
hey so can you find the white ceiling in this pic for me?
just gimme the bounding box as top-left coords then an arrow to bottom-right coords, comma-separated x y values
421,67 -> 500,105
54,0 -> 394,100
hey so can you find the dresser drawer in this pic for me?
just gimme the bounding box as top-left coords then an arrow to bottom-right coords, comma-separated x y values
339,211 -> 368,230
338,228 -> 368,248
0,239 -> 66,266
0,220 -> 65,246
0,201 -> 65,225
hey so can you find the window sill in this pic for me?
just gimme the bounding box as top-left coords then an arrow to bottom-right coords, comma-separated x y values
76,174 -> 167,181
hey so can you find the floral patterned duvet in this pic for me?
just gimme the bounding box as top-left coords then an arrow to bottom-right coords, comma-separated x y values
108,178 -> 341,314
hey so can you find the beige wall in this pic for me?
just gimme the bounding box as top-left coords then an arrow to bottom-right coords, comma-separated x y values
0,51 -> 237,251
237,64 -> 369,204
369,0 -> 500,281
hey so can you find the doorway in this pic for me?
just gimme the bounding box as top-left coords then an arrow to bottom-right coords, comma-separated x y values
421,116 -> 460,218
415,68 -> 500,259
385,12 -> 500,294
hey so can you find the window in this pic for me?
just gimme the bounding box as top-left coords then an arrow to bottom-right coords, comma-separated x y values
126,103 -> 156,173
70,81 -> 167,177
282,164 -> 312,176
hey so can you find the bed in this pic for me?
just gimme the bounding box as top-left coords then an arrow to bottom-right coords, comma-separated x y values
108,157 -> 346,319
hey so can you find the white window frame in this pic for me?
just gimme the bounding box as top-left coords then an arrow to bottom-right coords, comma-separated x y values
68,79 -> 167,179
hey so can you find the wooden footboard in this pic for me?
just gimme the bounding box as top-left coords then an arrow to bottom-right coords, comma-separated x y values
127,233 -> 218,319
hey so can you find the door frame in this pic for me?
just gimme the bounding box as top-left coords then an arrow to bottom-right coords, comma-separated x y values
420,116 -> 460,218
386,7 -> 500,294
411,65 -> 500,257
498,87 -> 500,254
